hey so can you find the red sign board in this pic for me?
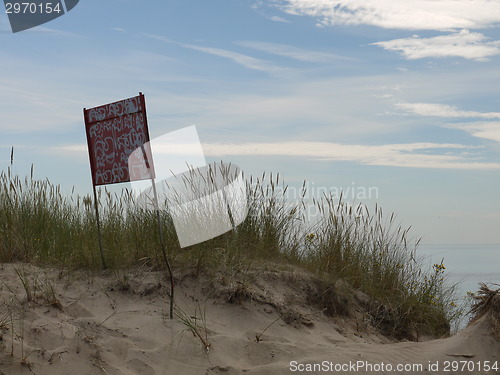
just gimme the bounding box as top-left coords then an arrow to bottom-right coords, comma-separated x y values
84,93 -> 155,186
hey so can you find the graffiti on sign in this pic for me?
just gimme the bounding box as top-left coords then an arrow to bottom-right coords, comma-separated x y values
84,93 -> 154,186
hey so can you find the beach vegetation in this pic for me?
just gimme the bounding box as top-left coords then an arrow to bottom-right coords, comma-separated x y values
0,165 -> 461,340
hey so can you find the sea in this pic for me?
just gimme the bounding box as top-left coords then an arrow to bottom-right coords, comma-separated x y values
417,243 -> 500,330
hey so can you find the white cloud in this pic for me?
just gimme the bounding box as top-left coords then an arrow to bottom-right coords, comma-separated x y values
142,33 -> 174,43
396,102 -> 500,119
22,25 -> 81,37
252,1 -> 291,23
237,41 -> 353,62
0,80 -> 82,132
202,141 -> 498,169
373,30 -> 500,61
182,44 -> 293,76
53,144 -> 87,153
269,15 -> 290,23
447,122 -> 500,143
142,34 -> 293,76
53,141 -> 499,170
396,102 -> 500,145
49,144 -> 87,159
0,48 -> 184,133
275,0 -> 500,30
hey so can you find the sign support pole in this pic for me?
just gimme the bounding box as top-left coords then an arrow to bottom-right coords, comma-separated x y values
140,141 -> 174,319
92,185 -> 107,269
150,178 -> 174,319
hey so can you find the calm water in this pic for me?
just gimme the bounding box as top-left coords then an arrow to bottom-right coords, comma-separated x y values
417,244 -> 500,295
417,244 -> 500,329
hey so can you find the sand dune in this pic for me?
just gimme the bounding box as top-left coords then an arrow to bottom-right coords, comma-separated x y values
0,263 -> 498,375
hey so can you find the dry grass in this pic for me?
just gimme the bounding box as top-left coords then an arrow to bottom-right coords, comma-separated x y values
175,304 -> 211,353
468,283 -> 500,336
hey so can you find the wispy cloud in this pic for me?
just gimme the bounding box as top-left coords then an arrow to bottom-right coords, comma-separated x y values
396,102 -> 500,119
142,33 -> 175,43
269,15 -> 290,23
142,33 -> 292,76
53,141 -> 498,169
373,30 -> 500,61
0,47 -> 184,133
274,0 -> 500,30
182,44 -> 292,76
237,41 -> 353,62
396,102 -> 500,145
202,141 -> 498,170
251,1 -> 291,23
0,80 -> 82,132
0,22 -> 81,36
48,144 -> 87,158
446,122 -> 500,143
22,25 -> 81,37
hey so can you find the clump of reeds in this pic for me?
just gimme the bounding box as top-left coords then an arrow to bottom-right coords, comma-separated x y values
0,167 -> 166,268
303,198 -> 459,338
468,283 -> 500,336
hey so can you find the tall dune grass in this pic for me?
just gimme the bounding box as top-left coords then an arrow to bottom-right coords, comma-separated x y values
0,166 -> 460,339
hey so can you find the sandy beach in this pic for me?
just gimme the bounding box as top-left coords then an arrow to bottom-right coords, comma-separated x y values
0,263 -> 498,375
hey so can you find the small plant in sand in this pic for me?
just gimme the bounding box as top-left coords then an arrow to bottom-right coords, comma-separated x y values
175,304 -> 211,353
12,265 -> 62,309
0,303 -> 10,330
0,295 -> 34,368
89,348 -> 108,374
255,316 -> 281,343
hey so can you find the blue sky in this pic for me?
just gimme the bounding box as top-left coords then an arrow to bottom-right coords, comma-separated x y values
1,0 -> 500,245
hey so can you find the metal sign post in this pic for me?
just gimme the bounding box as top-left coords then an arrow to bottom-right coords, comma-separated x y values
92,184 -> 107,269
139,98 -> 175,319
150,177 -> 174,319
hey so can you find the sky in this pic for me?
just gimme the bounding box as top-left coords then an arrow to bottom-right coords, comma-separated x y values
1,0 -> 500,245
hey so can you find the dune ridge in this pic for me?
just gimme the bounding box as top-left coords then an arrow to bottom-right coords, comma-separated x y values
0,263 -> 498,375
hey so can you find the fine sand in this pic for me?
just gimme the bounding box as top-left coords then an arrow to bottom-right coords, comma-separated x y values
0,263 -> 499,375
